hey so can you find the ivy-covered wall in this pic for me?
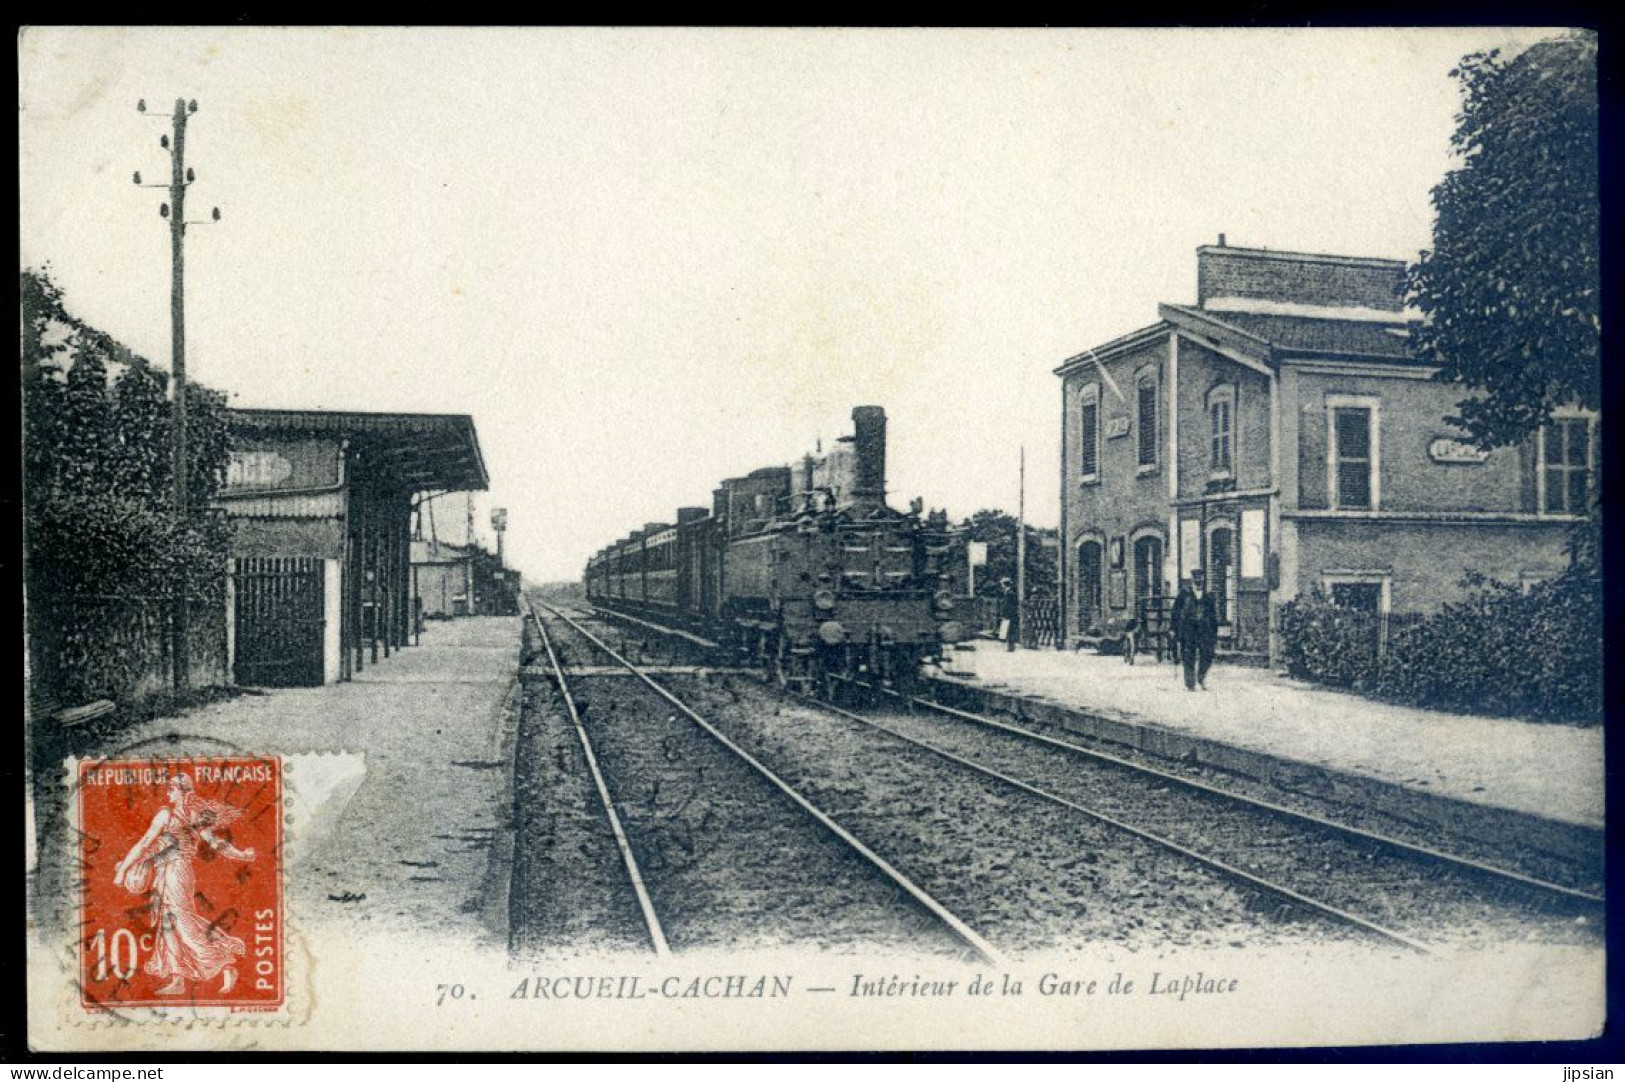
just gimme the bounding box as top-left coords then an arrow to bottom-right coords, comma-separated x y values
22,270 -> 233,711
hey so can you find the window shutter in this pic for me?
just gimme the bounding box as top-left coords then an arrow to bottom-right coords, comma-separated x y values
1137,380 -> 1157,467
1080,400 -> 1099,478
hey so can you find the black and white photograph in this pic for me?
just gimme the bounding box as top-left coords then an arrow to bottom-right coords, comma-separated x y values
20,26 -> 1603,1053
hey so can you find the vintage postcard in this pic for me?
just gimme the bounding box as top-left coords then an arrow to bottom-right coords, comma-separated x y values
21,26 -> 1602,1053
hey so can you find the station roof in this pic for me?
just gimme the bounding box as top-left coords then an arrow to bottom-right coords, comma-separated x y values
1160,303 -> 1418,362
228,408 -> 489,493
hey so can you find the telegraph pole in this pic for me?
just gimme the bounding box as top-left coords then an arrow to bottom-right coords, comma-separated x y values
168,99 -> 190,520
135,96 -> 218,691
1016,445 -> 1026,649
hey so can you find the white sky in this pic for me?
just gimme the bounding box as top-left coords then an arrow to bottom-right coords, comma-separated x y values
19,27 -> 1555,582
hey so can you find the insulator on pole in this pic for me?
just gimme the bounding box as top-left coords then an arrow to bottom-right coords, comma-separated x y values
186,167 -> 195,183
137,99 -> 146,112
133,171 -> 143,185
160,204 -> 169,218
160,134 -> 169,149
212,207 -> 221,222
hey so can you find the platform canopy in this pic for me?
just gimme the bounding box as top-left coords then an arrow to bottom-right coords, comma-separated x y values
228,408 -> 489,494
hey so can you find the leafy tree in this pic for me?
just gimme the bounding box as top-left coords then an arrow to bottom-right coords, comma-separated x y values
1406,34 -> 1599,450
955,509 -> 1058,598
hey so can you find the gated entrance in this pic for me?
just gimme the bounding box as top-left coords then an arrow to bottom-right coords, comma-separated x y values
233,557 -> 325,687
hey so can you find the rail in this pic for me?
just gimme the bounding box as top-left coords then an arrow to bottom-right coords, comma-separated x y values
522,597 -> 670,956
875,684 -> 1603,907
799,690 -> 1433,953
534,599 -> 1006,967
580,601 -> 1601,950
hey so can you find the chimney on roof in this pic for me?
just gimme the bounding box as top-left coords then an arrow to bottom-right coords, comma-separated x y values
1197,244 -> 1407,312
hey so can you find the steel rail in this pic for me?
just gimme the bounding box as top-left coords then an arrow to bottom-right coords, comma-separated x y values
580,602 -> 1596,941
523,599 -> 670,957
800,692 -> 1434,954
864,683 -> 1604,907
537,600 -> 1006,967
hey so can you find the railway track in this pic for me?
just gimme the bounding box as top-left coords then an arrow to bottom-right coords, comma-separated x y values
512,597 -> 999,961
871,684 -> 1604,904
539,600 -> 1396,955
818,691 -> 1601,951
582,600 -> 1603,953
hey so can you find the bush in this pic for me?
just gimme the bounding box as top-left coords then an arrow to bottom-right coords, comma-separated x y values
1277,568 -> 1601,725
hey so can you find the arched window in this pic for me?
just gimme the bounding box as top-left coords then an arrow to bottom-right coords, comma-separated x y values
1132,534 -> 1164,615
1208,384 -> 1236,477
1078,384 -> 1101,483
1076,539 -> 1103,631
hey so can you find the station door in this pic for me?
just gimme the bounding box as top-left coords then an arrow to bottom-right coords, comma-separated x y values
233,557 -> 325,687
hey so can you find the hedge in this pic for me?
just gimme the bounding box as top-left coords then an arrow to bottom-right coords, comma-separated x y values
1276,567 -> 1601,725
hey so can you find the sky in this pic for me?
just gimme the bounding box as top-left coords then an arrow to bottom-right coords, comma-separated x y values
18,27 -> 1557,583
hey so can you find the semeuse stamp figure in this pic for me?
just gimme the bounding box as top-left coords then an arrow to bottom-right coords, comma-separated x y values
114,773 -> 256,995
78,757 -> 284,1010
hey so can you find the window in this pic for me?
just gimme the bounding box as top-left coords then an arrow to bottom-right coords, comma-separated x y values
1079,385 -> 1100,482
1323,572 -> 1391,614
1076,540 -> 1103,629
1208,385 -> 1235,476
1326,396 -> 1380,510
1330,581 -> 1383,613
1132,534 -> 1163,613
1539,416 -> 1594,516
1136,370 -> 1158,469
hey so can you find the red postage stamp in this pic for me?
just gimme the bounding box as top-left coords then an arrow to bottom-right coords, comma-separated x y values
76,756 -> 285,1011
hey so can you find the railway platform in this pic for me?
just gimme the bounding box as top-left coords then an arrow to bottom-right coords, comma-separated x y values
52,615 -> 524,949
928,641 -> 1602,868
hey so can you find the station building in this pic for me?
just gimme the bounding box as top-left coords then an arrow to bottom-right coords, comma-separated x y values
216,409 -> 488,686
1056,241 -> 1594,660
411,538 -> 477,619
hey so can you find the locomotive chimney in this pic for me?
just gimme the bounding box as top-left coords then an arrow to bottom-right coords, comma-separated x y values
851,405 -> 887,507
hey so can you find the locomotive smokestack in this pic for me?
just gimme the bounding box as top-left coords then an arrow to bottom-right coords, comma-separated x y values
851,405 -> 887,507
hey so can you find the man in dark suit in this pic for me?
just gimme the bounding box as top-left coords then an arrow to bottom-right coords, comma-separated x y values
1172,569 -> 1220,690
998,577 -> 1020,652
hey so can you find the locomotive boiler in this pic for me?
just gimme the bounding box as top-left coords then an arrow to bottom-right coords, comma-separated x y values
585,406 -> 962,696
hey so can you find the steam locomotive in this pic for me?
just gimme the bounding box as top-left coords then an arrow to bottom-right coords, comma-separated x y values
584,406 -> 962,696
